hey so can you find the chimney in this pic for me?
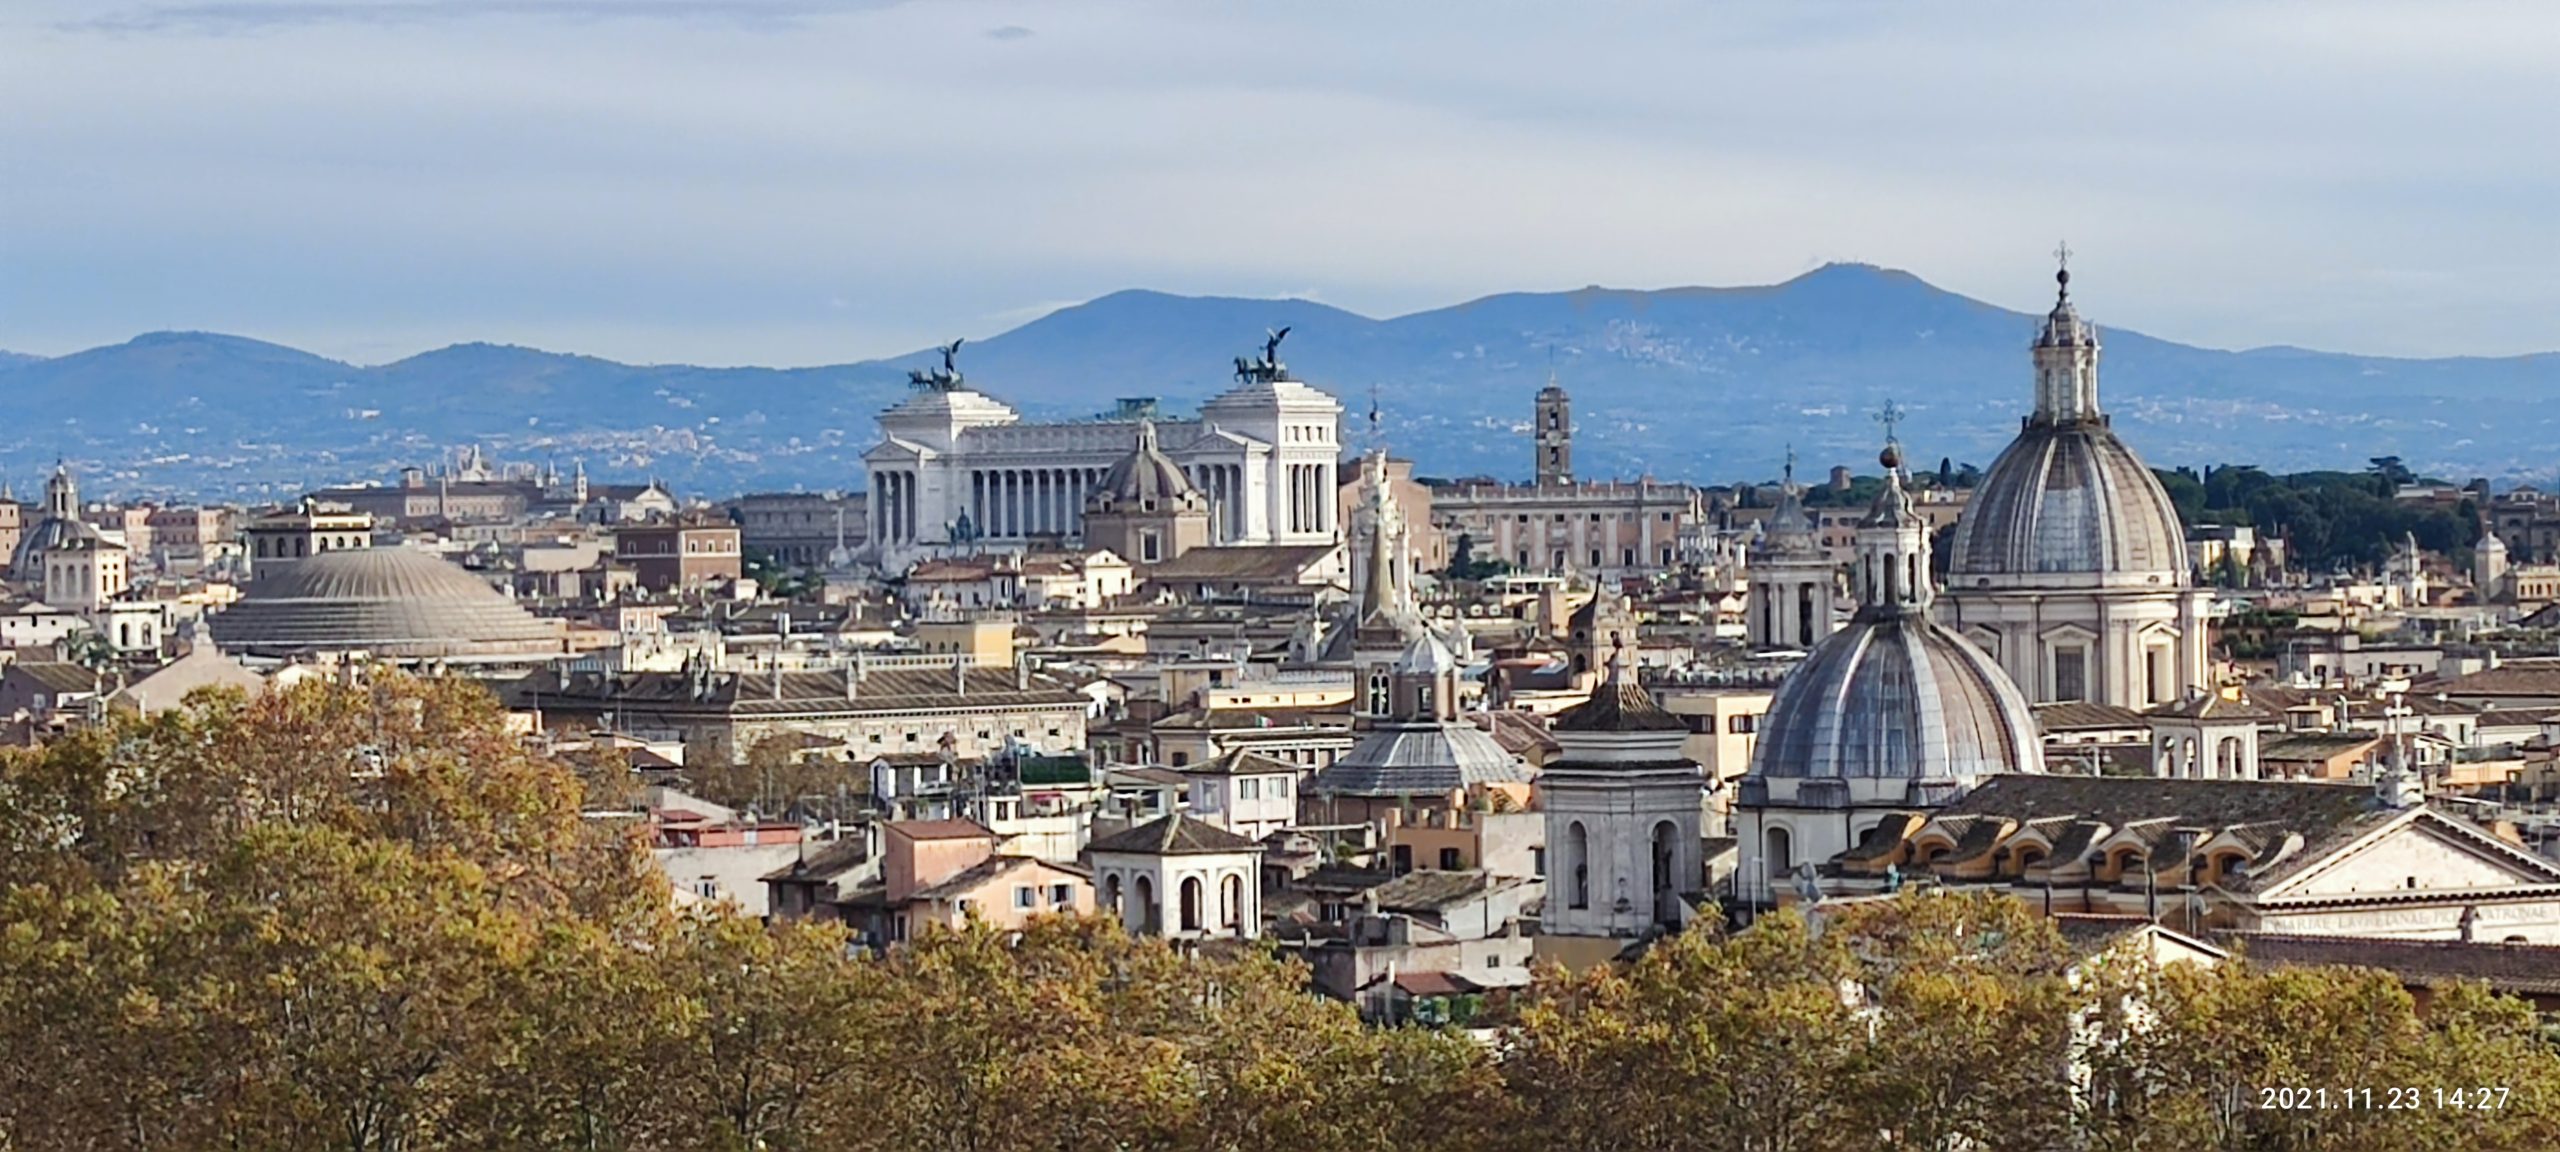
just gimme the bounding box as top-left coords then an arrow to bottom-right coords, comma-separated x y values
1016,651 -> 1031,691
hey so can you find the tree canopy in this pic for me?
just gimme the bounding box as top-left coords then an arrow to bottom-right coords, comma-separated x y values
2,676 -> 2554,1151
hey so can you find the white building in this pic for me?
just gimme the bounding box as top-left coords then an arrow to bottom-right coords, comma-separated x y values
1938,265 -> 2212,710
1088,812 -> 1264,941
1539,648 -> 1707,950
860,340 -> 1344,567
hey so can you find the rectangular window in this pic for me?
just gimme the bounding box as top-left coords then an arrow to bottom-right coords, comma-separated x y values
1272,776 -> 1290,797
1728,714 -> 1757,734
1237,778 -> 1260,800
1050,884 -> 1072,905
1014,885 -> 1036,909
2054,648 -> 2089,703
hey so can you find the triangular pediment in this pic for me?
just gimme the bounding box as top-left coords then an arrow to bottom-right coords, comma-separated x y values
2258,809 -> 2560,901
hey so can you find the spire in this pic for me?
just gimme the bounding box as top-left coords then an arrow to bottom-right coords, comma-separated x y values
1852,416 -> 1932,619
2031,245 -> 2102,425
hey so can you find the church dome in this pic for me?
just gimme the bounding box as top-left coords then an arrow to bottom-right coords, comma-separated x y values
1749,616 -> 2043,782
1944,267 -> 2189,583
9,516 -> 98,581
207,547 -> 562,659
9,463 -> 98,582
1750,451 -> 2043,785
1311,722 -> 1528,798
1089,421 -> 1205,511
1943,424 -> 2189,580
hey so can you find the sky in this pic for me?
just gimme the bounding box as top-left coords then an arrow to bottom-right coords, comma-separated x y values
5,0 -> 2558,367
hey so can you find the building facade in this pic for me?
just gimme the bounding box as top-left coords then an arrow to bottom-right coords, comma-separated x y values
1430,381 -> 1703,583
860,342 -> 1343,564
613,513 -> 743,593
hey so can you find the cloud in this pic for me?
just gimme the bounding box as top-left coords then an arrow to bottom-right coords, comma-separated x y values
61,0 -> 902,35
983,23 -> 1031,40
5,0 -> 2559,365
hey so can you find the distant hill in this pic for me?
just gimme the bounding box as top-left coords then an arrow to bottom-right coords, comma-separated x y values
5,264 -> 2557,500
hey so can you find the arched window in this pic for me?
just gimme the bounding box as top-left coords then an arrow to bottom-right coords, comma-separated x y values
1134,875 -> 1159,934
1763,826 -> 1793,897
1651,820 -> 1680,927
1566,821 -> 1590,909
1179,877 -> 1204,933
1102,873 -> 1124,924
1220,873 -> 1244,931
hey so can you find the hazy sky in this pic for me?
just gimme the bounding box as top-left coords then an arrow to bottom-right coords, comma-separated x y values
5,0 -> 2557,366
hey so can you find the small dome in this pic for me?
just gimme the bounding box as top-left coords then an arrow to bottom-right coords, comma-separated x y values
1090,421 -> 1205,511
208,548 -> 561,658
1944,423 -> 2189,580
1311,722 -> 1530,798
1750,615 -> 2043,781
9,516 -> 99,581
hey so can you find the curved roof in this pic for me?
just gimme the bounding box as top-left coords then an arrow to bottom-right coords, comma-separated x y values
1090,421 -> 1206,511
9,516 -> 100,580
207,547 -> 561,658
1750,614 -> 2042,781
1312,721 -> 1530,798
1947,272 -> 2190,585
1944,420 -> 2189,582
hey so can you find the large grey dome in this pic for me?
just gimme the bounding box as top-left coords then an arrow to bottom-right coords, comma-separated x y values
1750,615 -> 2043,782
208,547 -> 562,659
1751,454 -> 2043,786
1944,270 -> 2188,583
1944,423 -> 2189,580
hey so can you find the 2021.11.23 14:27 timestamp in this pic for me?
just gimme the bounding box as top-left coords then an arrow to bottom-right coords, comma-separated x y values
2260,1087 -> 2510,1111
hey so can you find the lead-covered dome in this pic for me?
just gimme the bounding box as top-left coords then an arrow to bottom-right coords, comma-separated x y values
1944,267 -> 2189,583
1749,448 -> 2043,789
1944,425 -> 2189,580
1750,616 -> 2043,782
209,547 -> 562,659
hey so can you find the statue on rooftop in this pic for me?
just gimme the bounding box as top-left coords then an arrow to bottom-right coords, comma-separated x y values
907,338 -> 967,391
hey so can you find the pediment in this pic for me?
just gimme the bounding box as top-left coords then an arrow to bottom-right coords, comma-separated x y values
2038,621 -> 2099,644
2259,810 -> 2560,901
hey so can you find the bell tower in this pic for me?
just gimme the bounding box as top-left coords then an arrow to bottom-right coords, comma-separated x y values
1534,377 -> 1573,487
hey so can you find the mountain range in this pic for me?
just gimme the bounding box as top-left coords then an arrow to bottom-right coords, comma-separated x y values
5,263 -> 2555,501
